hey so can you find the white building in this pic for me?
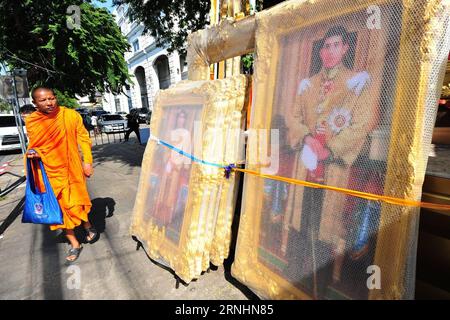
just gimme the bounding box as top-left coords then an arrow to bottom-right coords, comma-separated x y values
102,4 -> 188,114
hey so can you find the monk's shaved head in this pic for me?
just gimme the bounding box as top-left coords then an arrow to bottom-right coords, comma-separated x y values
31,86 -> 55,100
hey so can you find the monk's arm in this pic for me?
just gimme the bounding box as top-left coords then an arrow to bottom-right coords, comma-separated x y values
76,114 -> 93,164
24,126 -> 49,162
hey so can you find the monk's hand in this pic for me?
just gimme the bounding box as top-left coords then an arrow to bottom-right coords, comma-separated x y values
26,149 -> 40,159
83,163 -> 93,177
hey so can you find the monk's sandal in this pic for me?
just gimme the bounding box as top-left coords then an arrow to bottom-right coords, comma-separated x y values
85,227 -> 98,244
66,246 -> 83,264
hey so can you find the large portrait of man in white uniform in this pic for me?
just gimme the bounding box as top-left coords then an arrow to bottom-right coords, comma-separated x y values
258,18 -> 398,298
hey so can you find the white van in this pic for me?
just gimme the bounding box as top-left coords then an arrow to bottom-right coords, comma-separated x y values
0,114 -> 26,152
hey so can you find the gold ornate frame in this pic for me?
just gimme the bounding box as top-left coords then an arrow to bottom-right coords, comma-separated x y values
131,76 -> 248,282
231,0 -> 450,299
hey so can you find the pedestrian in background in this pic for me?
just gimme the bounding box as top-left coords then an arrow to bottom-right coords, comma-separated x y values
19,104 -> 35,122
91,114 -> 99,134
124,109 -> 142,144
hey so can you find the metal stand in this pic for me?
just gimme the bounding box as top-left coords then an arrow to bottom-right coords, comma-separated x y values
0,196 -> 25,238
0,175 -> 26,198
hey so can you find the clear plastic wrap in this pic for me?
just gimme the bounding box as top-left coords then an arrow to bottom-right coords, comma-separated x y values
231,0 -> 450,299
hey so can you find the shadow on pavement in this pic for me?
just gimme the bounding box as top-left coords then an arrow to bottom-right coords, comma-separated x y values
0,150 -> 22,157
0,197 -> 25,236
89,197 -> 116,234
91,142 -> 145,168
54,197 -> 116,246
41,225 -> 64,299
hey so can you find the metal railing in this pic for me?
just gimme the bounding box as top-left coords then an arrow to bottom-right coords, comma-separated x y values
90,123 -> 126,146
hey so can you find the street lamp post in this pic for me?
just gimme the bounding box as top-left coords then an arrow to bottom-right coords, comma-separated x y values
1,64 -> 28,154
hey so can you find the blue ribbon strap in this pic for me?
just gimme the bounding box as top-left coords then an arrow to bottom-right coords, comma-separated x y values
157,139 -> 225,168
153,135 -> 239,178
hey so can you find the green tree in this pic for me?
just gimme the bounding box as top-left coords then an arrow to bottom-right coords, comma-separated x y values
113,0 -> 211,54
113,1 -> 283,55
0,99 -> 12,113
241,53 -> 254,74
0,0 -> 131,99
54,89 -> 80,109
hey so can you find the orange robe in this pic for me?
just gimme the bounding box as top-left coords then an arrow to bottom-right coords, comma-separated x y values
25,106 -> 93,230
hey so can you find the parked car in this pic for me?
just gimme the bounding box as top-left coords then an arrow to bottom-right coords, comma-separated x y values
79,113 -> 94,131
116,111 -> 128,120
97,114 -> 128,133
141,108 -> 149,123
0,114 -> 26,152
75,108 -> 88,114
90,110 -> 109,118
135,108 -> 149,124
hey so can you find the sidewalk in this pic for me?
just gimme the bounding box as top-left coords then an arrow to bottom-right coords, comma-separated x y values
0,139 -> 253,300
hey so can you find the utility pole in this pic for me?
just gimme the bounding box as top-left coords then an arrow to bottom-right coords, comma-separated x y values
0,64 -> 28,154
10,69 -> 28,154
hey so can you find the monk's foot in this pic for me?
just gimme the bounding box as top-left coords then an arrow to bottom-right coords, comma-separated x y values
66,246 -> 83,264
85,227 -> 99,243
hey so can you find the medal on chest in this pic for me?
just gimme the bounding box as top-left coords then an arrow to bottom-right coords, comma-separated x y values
327,107 -> 352,134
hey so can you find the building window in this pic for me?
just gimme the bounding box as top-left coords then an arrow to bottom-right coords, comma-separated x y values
155,55 -> 171,89
126,87 -> 133,111
180,54 -> 188,80
115,97 -> 121,111
133,39 -> 140,52
118,6 -> 124,17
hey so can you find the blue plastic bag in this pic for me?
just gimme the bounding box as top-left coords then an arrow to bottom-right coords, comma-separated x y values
22,159 -> 63,225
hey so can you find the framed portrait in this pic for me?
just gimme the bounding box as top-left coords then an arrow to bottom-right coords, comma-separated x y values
132,76 -> 248,283
232,0 -> 450,299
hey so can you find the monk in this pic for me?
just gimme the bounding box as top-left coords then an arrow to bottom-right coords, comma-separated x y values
25,86 -> 97,263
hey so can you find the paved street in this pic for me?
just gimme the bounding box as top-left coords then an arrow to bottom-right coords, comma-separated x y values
0,138 -> 253,300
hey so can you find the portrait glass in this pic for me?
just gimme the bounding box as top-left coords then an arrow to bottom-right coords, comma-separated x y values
143,104 -> 202,245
